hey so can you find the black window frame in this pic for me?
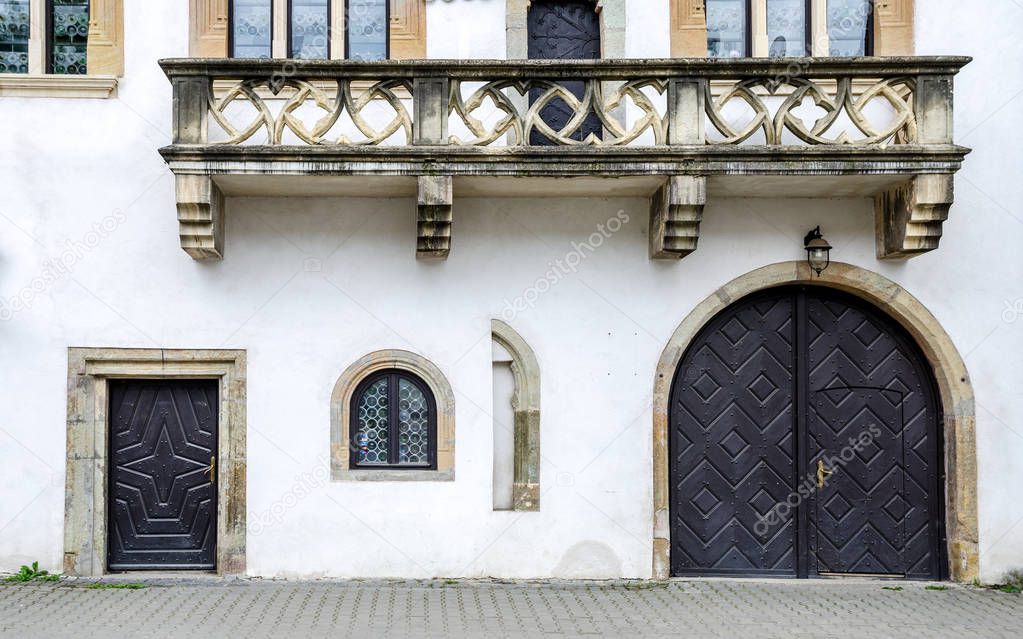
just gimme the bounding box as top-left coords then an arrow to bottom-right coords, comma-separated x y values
344,0 -> 390,61
706,0 -> 754,58
349,369 -> 437,470
825,0 -> 874,56
287,0 -> 331,59
765,0 -> 813,57
228,0 -> 274,59
45,0 -> 90,75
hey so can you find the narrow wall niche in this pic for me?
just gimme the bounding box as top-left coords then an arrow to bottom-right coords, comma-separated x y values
491,320 -> 542,512
492,341 -> 517,510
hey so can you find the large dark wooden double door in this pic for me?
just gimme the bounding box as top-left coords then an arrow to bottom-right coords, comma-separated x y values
108,380 -> 218,571
669,287 -> 945,578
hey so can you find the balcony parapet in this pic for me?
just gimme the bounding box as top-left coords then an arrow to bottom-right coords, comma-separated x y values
158,57 -> 970,261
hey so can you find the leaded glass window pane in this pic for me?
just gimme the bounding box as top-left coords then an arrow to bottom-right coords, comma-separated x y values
706,0 -> 747,58
351,370 -> 435,470
49,0 -> 89,75
347,0 -> 387,61
827,0 -> 871,56
767,0 -> 807,57
290,0 -> 329,59
355,377 -> 389,465
231,0 -> 272,58
397,378 -> 429,465
0,0 -> 30,74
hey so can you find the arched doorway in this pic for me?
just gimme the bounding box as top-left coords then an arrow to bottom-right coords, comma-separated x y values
669,286 -> 944,578
651,262 -> 978,582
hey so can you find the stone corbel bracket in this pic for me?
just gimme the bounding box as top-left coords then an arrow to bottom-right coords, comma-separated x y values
417,175 -> 453,260
875,174 -> 954,259
649,175 -> 707,260
176,175 -> 225,260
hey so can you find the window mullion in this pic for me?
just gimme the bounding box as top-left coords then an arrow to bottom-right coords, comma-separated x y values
388,372 -> 399,466
810,0 -> 827,55
272,0 -> 288,57
750,0 -> 767,57
330,0 -> 344,59
28,0 -> 45,73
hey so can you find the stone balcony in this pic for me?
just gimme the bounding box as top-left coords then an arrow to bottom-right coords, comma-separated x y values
158,57 -> 970,261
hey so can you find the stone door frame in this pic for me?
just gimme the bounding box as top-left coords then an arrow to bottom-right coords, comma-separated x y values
652,262 -> 978,582
64,348 -> 247,576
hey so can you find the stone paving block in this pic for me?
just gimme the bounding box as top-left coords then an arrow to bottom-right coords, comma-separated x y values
1,579 -> 1022,638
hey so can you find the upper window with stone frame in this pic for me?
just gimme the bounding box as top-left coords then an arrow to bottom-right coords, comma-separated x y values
705,0 -> 875,58
671,0 -> 910,58
1,0 -> 123,75
0,0 -> 121,97
223,0 -> 423,60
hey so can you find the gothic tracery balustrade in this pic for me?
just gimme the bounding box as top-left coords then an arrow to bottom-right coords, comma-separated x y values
209,78 -> 414,145
163,57 -> 965,149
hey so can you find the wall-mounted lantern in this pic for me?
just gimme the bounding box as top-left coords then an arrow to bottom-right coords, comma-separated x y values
804,226 -> 832,277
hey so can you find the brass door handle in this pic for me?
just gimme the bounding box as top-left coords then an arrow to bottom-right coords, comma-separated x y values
817,460 -> 834,489
207,456 -> 216,483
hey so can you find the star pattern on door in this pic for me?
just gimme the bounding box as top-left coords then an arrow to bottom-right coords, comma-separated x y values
108,380 -> 219,570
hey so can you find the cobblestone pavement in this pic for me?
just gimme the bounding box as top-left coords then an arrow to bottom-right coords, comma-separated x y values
1,577 -> 1022,638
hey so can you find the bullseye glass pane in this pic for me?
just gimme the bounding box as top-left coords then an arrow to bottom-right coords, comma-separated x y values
397,377 -> 429,465
49,0 -> 89,75
232,0 -> 272,58
347,0 -> 386,61
0,0 -> 29,74
827,0 -> 871,56
767,0 -> 807,57
355,378 -> 389,465
290,0 -> 329,59
706,0 -> 747,58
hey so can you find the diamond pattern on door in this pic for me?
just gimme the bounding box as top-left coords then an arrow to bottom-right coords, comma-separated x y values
670,287 -> 944,579
809,387 -> 905,574
670,292 -> 797,576
805,295 -> 941,578
108,380 -> 218,570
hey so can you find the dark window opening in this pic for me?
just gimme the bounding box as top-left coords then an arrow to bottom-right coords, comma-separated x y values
350,369 -> 437,470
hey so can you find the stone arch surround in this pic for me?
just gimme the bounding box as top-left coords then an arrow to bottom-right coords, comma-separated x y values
651,261 -> 978,582
331,349 -> 456,481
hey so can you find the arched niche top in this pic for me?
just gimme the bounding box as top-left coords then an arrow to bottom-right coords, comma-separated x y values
331,349 -> 455,481
492,319 -> 541,413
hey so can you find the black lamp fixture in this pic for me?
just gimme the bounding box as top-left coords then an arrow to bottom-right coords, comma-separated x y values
803,226 -> 832,277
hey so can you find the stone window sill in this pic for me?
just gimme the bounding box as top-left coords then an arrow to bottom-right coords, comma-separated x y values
331,468 -> 455,482
0,74 -> 118,98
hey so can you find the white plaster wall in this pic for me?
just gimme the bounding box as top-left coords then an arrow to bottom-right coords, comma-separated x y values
626,0 -> 670,58
914,0 -> 1023,583
0,0 -> 1020,582
427,0 -> 507,59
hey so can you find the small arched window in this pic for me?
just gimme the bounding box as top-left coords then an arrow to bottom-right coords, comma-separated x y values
350,369 -> 437,469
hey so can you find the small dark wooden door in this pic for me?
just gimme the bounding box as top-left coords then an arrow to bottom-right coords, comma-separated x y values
108,380 -> 218,571
810,387 -> 905,575
527,0 -> 602,144
669,287 -> 944,579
